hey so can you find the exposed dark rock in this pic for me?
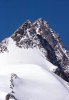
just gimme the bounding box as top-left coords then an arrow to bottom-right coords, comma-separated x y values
5,93 -> 17,100
0,18 -> 69,82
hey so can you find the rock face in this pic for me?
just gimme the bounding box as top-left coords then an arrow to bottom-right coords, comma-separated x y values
6,93 -> 17,100
0,18 -> 69,82
6,73 -> 18,100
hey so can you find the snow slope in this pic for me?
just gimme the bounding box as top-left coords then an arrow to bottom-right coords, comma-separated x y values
0,38 -> 69,100
0,38 -> 57,71
0,64 -> 69,100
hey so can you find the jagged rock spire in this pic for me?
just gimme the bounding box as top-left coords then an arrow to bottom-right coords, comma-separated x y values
11,18 -> 69,82
0,18 -> 69,82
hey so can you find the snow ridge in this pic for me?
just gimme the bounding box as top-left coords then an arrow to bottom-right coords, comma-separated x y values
0,18 -> 69,100
0,18 -> 69,82
11,18 -> 69,81
0,64 -> 69,100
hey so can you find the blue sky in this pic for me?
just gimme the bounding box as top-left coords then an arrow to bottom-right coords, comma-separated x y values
0,0 -> 69,49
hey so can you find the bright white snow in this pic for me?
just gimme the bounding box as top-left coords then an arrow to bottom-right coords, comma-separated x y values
0,38 -> 69,100
0,64 -> 69,100
0,38 -> 57,71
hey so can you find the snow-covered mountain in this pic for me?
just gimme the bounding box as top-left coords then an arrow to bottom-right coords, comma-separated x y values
0,18 -> 69,100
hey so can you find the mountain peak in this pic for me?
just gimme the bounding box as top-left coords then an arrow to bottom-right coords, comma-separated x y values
35,18 -> 48,23
0,19 -> 69,82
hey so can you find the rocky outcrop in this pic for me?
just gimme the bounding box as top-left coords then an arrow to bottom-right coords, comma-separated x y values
11,19 -> 69,82
5,73 -> 18,100
6,93 -> 17,100
0,18 -> 69,82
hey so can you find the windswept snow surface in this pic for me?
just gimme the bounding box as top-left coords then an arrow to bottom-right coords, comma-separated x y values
0,64 -> 69,100
0,38 -> 57,71
0,38 -> 69,100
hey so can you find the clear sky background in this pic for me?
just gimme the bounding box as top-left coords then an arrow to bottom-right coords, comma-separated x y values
0,0 -> 69,49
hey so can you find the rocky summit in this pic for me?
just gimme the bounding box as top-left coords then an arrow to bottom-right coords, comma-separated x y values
0,18 -> 69,100
0,18 -> 69,82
